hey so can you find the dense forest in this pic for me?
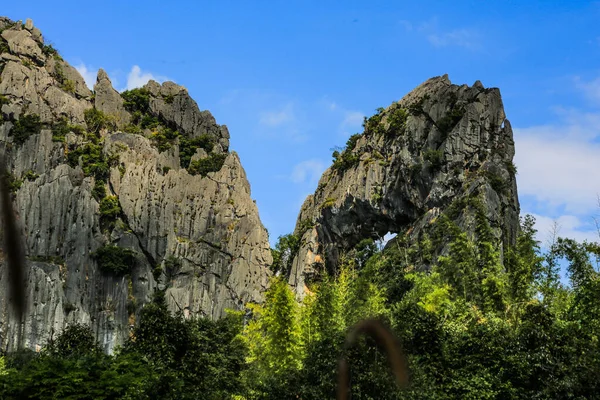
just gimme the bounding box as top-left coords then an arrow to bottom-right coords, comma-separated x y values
1,204 -> 599,399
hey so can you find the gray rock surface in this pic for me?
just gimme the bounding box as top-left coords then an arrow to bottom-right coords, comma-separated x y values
94,69 -> 130,127
288,75 -> 520,298
0,17 -> 271,353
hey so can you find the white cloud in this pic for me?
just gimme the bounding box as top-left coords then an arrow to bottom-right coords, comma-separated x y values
407,17 -> 481,50
514,76 -> 600,246
514,116 -> 600,216
74,63 -> 97,89
427,28 -> 480,50
290,159 -> 327,185
259,103 -> 295,127
527,213 -> 599,246
124,65 -> 167,91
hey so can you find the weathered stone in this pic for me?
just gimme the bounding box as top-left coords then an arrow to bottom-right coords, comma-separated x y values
30,27 -> 43,43
288,75 -> 520,299
94,68 -> 130,127
24,18 -> 33,31
0,16 -> 271,354
1,28 -> 43,62
145,80 -> 229,151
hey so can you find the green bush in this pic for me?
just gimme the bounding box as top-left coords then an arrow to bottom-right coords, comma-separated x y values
0,37 -> 9,54
92,245 -> 137,275
53,61 -> 66,83
11,114 -> 43,145
67,143 -> 110,180
99,195 -> 121,219
123,123 -> 142,134
320,197 -> 336,210
436,105 -> 465,136
387,105 -> 409,134
484,170 -> 507,194
46,323 -> 101,358
121,88 -> 151,114
179,134 -> 215,168
62,79 -> 75,94
151,127 -> 180,153
187,153 -> 227,177
84,108 -> 114,134
505,160 -> 517,175
41,44 -> 59,57
163,94 -> 175,104
52,117 -> 84,142
423,149 -> 444,169
363,108 -> 385,135
332,134 -> 362,171
92,180 -> 106,201
4,172 -> 22,192
23,170 -> 38,181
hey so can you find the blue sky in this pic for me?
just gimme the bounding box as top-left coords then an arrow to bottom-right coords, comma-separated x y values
4,1 -> 600,252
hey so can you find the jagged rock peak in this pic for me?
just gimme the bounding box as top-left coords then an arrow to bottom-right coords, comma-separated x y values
288,75 -> 520,298
0,16 -> 271,353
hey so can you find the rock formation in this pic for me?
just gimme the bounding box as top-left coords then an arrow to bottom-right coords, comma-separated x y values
288,75 -> 520,297
0,17 -> 271,353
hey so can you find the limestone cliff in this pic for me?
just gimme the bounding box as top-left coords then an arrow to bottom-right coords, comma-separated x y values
289,75 -> 520,297
0,17 -> 271,353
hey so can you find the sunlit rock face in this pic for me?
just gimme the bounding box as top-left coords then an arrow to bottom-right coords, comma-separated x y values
0,17 -> 271,353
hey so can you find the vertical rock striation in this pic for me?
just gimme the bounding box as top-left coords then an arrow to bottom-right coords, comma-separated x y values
0,17 -> 271,353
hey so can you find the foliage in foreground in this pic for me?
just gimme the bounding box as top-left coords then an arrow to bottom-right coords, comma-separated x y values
1,213 -> 599,399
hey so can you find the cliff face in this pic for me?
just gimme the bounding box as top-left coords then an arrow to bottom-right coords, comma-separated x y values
0,18 -> 271,353
289,75 -> 520,297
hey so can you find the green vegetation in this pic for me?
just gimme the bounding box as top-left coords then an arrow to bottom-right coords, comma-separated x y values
92,180 -> 106,201
52,61 -> 65,84
92,244 -> 137,275
4,172 -> 22,193
179,134 -> 215,168
84,108 -> 115,134
23,170 -> 38,181
1,212 -> 599,398
423,148 -> 444,169
362,107 -> 385,136
151,126 -> 180,153
506,160 -> 518,175
120,88 -> 224,174
61,79 -> 75,94
320,197 -> 336,210
67,142 -> 110,180
187,153 -> 227,177
387,104 -> 409,135
0,293 -> 248,399
99,196 -> 121,220
436,104 -> 466,136
120,88 -> 160,129
41,44 -> 59,57
51,117 -> 85,142
10,113 -> 43,145
483,169 -> 507,194
0,36 -> 9,54
332,133 -> 361,171
121,88 -> 151,114
270,234 -> 300,276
